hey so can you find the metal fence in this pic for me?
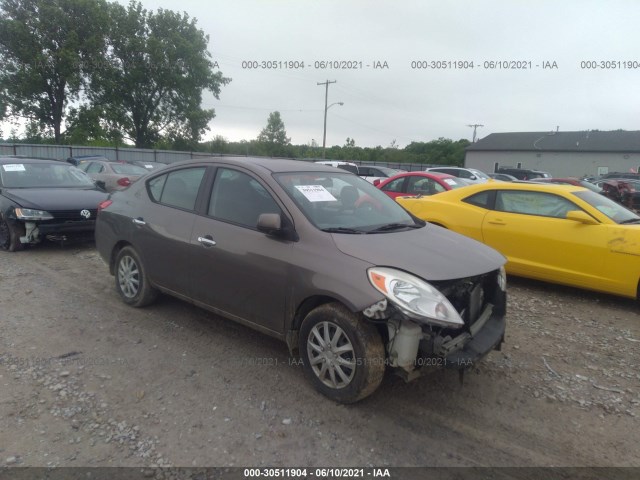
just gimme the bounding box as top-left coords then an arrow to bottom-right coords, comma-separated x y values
0,143 -> 432,171
0,143 -> 211,163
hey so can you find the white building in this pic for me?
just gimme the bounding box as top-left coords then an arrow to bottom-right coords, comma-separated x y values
465,130 -> 640,178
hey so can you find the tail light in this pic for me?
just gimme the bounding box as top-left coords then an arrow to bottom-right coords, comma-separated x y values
117,177 -> 131,187
98,200 -> 112,212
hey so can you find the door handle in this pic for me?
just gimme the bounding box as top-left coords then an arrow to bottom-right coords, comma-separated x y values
487,220 -> 506,225
197,236 -> 217,247
132,218 -> 146,226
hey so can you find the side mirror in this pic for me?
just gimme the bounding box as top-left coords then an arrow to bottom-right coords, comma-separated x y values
95,180 -> 107,192
373,179 -> 381,186
566,210 -> 599,225
469,175 -> 477,180
257,213 -> 282,234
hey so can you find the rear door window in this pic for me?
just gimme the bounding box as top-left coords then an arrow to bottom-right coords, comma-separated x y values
148,167 -> 207,211
381,176 -> 406,193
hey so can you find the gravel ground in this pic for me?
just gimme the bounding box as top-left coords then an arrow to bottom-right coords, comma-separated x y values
0,243 -> 639,472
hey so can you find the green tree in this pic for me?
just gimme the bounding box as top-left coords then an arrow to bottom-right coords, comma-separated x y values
89,1 -> 230,148
0,0 -> 109,143
257,111 -> 291,156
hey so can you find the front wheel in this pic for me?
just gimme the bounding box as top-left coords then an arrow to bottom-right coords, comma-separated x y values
114,246 -> 158,307
0,216 -> 24,252
299,303 -> 385,403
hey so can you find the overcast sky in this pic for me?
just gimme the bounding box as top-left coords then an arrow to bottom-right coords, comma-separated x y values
92,1 -> 640,147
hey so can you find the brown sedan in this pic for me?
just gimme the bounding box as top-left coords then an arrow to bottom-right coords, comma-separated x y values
78,160 -> 149,192
95,157 -> 507,403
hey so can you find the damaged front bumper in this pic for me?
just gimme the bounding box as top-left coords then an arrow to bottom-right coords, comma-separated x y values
19,220 -> 96,245
383,303 -> 505,381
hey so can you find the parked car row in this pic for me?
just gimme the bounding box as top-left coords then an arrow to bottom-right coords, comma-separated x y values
314,160 -> 404,184
6,154 -> 640,404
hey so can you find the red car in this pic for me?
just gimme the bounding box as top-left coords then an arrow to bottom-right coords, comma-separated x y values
375,172 -> 469,199
537,177 -> 603,193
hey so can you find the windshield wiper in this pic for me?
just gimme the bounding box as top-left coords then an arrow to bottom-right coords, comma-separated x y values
367,223 -> 422,233
620,218 -> 640,224
321,227 -> 365,234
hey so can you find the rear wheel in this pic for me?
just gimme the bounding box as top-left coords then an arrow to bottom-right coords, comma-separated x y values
0,216 -> 23,252
114,246 -> 158,307
299,303 -> 385,403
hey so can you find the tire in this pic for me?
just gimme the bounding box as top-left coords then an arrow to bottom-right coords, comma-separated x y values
0,216 -> 24,252
299,302 -> 385,403
114,246 -> 158,307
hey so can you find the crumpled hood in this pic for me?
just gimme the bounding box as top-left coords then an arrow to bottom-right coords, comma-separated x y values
331,225 -> 506,281
2,188 -> 109,211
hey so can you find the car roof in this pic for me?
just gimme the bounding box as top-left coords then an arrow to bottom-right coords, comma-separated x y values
440,181 -> 586,196
397,171 -> 457,179
0,157 -> 66,165
164,156 -> 343,174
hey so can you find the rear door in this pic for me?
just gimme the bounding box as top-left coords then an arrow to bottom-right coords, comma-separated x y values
133,166 -> 209,295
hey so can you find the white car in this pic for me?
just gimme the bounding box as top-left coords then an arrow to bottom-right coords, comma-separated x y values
357,165 -> 404,184
314,160 -> 359,174
424,167 -> 490,184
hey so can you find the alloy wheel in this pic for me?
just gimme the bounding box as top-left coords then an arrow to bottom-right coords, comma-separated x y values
307,321 -> 356,389
117,255 -> 140,298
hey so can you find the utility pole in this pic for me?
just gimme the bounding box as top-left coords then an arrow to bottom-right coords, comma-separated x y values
467,124 -> 484,143
318,80 -> 337,158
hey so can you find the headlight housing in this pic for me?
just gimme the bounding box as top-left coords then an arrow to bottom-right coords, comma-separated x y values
367,267 -> 464,329
14,208 -> 54,220
498,266 -> 507,291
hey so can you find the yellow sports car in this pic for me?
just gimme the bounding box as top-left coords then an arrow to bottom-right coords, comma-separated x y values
398,181 -> 640,299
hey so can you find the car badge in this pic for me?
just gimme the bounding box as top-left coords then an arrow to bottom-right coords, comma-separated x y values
80,209 -> 91,219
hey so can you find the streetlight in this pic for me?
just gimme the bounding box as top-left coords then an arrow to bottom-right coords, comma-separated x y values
322,101 -> 344,158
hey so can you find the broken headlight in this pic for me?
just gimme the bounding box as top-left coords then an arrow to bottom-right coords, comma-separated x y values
14,208 -> 54,220
367,267 -> 464,329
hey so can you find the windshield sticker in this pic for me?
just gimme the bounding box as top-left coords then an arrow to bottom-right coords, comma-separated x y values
295,185 -> 337,202
144,164 -> 154,169
444,178 -> 457,185
2,164 -> 26,172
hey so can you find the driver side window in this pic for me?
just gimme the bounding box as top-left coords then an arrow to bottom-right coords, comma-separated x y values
209,168 -> 282,228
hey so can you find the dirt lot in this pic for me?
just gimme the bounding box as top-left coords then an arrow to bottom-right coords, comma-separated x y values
0,242 -> 639,470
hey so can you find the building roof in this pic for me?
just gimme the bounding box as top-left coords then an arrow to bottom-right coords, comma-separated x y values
466,130 -> 640,153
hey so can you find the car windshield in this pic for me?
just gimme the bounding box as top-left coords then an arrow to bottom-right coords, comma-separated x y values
275,171 -> 422,233
0,162 -> 96,188
469,169 -> 490,180
577,180 -> 603,193
573,190 -> 640,224
442,177 -> 469,189
111,163 -> 149,175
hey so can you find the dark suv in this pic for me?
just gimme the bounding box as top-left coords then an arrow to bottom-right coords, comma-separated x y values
600,172 -> 640,180
496,167 -> 551,180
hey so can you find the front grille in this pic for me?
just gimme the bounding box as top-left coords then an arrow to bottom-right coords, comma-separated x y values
49,209 -> 98,221
431,271 -> 495,330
